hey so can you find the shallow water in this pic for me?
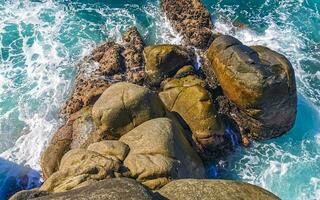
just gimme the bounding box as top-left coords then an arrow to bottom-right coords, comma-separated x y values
0,0 -> 319,199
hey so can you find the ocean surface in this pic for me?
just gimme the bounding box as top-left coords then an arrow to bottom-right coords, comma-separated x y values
0,0 -> 319,199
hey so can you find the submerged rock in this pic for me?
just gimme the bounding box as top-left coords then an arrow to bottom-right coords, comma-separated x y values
161,0 -> 214,49
119,118 -> 205,189
157,179 -> 280,200
144,44 -> 193,87
207,35 -> 297,139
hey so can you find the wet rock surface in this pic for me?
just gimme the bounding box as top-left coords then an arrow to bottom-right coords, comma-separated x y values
207,35 -> 297,140
161,0 -> 215,49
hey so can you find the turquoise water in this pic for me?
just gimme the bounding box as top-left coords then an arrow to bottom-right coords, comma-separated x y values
0,0 -> 319,199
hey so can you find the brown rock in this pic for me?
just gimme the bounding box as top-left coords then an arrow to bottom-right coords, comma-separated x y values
40,149 -> 123,193
207,35 -> 297,139
144,45 -> 193,87
119,118 -> 205,189
62,41 -> 127,117
87,140 -> 130,162
91,82 -> 166,141
159,73 -> 224,154
122,27 -> 145,84
161,0 -> 214,49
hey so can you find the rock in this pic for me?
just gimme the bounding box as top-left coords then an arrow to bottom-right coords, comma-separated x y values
40,149 -> 124,193
62,75 -> 111,117
91,82 -> 166,141
9,189 -> 50,200
12,178 -> 156,200
157,179 -> 280,200
41,106 -> 99,179
87,140 -> 130,162
122,27 -> 145,84
70,106 -> 97,149
41,119 -> 75,180
41,140 -> 71,181
119,118 -> 205,190
62,41 -> 127,116
143,45 -> 193,87
161,0 -> 214,49
159,72 -> 224,154
97,42 -> 124,75
207,35 -> 297,139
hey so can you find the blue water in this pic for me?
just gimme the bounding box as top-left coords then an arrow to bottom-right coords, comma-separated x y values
0,0 -> 319,199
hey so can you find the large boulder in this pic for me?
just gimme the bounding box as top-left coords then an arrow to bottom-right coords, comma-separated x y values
119,118 -> 206,189
11,178 -> 156,200
157,179 -> 280,200
159,68 -> 224,155
40,149 -> 125,193
207,35 -> 297,139
161,0 -> 214,49
143,45 -> 193,87
91,82 -> 166,141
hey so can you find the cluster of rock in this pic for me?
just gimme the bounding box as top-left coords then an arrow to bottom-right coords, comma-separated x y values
11,0 -> 297,199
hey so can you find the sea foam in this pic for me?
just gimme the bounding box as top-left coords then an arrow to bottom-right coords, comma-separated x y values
0,0 -> 182,172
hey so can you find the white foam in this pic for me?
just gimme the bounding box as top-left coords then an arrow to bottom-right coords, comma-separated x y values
0,0 -> 73,170
0,0 -> 185,172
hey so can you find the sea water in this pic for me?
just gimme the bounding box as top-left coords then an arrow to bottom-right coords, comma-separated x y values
0,0 -> 319,199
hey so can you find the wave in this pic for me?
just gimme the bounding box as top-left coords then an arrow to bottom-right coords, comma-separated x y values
0,0 -> 181,172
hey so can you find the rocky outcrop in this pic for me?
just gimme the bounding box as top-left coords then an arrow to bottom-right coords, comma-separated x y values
32,19 -> 295,200
144,44 -> 193,87
159,66 -> 225,157
41,81 -> 204,192
207,35 -> 297,140
62,27 -> 146,117
41,118 -> 205,192
122,27 -> 145,84
161,0 -> 214,49
157,179 -> 280,200
119,118 -> 205,189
